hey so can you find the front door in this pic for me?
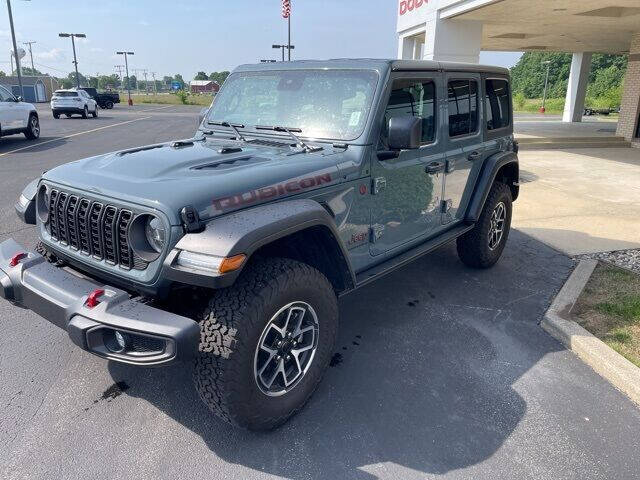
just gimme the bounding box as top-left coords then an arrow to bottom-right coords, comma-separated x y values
442,74 -> 484,224
370,74 -> 445,256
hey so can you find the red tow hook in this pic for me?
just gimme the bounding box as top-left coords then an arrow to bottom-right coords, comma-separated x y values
9,252 -> 27,267
85,289 -> 105,309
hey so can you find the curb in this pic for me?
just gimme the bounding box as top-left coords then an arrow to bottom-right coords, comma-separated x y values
541,259 -> 640,406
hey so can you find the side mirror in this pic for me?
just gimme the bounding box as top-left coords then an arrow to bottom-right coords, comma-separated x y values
15,96 -> 23,102
198,107 -> 209,126
388,116 -> 422,150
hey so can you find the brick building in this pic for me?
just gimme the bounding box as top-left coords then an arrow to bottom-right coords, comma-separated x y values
189,80 -> 220,94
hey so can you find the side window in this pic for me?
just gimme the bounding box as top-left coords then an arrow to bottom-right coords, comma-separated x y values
485,79 -> 511,131
382,79 -> 436,146
447,79 -> 478,138
0,86 -> 14,102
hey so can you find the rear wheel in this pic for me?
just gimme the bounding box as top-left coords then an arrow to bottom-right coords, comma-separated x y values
105,100 -> 114,109
24,114 -> 40,139
193,257 -> 338,430
52,111 -> 60,119
457,181 -> 512,269
65,113 -> 72,118
82,106 -> 88,119
92,105 -> 98,118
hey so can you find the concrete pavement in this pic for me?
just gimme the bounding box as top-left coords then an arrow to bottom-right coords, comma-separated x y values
514,147 -> 640,255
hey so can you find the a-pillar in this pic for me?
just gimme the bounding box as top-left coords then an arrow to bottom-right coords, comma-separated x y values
562,53 -> 592,123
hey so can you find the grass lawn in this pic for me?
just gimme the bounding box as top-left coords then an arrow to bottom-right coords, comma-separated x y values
119,93 -> 213,107
573,263 -> 640,368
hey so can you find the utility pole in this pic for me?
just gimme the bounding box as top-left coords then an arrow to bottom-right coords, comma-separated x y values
142,69 -> 148,95
151,72 -> 157,94
6,0 -> 24,98
114,64 -> 124,90
540,60 -> 551,114
132,68 -> 144,95
59,33 -> 86,88
116,51 -> 134,106
23,40 -> 36,73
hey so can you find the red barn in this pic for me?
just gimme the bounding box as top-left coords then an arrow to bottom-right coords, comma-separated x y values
190,80 -> 220,94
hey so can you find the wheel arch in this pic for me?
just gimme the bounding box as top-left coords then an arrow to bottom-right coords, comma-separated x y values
168,199 -> 356,294
465,151 -> 519,223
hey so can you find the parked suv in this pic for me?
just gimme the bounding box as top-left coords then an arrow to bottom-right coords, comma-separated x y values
0,85 -> 40,140
2,59 -> 518,430
51,89 -> 98,119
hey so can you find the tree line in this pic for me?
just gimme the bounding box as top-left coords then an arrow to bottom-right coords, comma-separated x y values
510,52 -> 627,109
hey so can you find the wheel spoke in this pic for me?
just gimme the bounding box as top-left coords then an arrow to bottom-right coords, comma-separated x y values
263,358 -> 285,389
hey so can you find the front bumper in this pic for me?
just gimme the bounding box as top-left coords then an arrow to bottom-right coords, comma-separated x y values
0,238 -> 200,366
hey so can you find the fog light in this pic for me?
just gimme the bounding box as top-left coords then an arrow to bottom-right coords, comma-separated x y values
105,329 -> 130,353
115,331 -> 128,350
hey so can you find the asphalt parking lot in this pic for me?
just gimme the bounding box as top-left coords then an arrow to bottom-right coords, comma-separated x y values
1,104 -> 640,480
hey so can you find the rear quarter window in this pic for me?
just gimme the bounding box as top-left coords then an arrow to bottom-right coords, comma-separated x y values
485,79 -> 511,131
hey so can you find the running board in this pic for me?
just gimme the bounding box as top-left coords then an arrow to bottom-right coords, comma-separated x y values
354,224 -> 474,289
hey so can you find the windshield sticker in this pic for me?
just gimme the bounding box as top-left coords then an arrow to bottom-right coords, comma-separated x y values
349,111 -> 361,127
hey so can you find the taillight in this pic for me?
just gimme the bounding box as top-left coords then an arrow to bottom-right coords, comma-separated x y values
74,98 -> 82,102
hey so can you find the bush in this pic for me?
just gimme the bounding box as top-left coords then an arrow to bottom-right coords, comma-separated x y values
175,89 -> 189,105
513,92 -> 526,110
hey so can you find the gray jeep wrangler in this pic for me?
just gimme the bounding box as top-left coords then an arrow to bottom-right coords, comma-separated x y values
1,59 -> 518,430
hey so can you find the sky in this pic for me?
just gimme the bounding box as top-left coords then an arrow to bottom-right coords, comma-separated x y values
1,0 -> 522,81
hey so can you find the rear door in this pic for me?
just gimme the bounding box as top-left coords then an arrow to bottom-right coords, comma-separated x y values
442,74 -> 484,224
370,72 -> 446,256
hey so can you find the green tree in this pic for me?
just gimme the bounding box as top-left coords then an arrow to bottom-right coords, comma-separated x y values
209,71 -> 230,86
0,71 -> 6,77
173,74 -> 185,88
194,71 -> 208,81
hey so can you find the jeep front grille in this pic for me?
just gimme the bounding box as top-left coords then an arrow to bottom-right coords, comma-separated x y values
47,188 -> 147,270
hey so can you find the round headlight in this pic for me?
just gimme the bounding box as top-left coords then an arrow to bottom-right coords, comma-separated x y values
129,214 -> 166,262
36,184 -> 49,224
145,216 -> 166,253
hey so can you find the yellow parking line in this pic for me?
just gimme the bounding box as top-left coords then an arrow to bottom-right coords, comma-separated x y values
0,116 -> 153,158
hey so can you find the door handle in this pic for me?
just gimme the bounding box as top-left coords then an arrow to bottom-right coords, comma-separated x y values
425,161 -> 445,174
467,151 -> 482,161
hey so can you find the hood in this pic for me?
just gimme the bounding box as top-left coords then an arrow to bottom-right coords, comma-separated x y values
43,138 -> 347,225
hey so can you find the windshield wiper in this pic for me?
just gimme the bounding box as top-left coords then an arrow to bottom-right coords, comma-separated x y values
207,121 -> 247,141
255,125 -> 322,153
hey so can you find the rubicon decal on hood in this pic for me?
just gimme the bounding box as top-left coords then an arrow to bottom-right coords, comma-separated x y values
211,172 -> 333,214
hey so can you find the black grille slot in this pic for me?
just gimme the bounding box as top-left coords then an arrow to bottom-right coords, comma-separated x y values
77,199 -> 91,254
66,196 -> 79,249
44,188 -> 150,271
89,202 -> 104,259
117,210 -> 133,269
102,206 -> 118,264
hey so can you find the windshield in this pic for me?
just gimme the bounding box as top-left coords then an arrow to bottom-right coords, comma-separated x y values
207,69 -> 379,141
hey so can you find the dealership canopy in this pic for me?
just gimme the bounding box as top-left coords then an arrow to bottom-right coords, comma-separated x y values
396,0 -> 640,143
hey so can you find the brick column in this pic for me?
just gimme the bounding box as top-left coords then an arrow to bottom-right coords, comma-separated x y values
617,34 -> 640,145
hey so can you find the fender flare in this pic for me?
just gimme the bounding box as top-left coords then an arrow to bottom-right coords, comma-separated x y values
465,151 -> 519,223
166,199 -> 356,290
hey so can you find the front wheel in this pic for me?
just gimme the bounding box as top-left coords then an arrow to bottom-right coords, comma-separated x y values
193,258 -> 338,430
457,181 -> 512,269
24,114 -> 40,139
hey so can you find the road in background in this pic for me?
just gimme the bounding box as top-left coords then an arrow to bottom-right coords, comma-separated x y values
1,105 -> 640,480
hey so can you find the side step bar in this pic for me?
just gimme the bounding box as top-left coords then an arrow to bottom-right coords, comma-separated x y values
354,224 -> 474,289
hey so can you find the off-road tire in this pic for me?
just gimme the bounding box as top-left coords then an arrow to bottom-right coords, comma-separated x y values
193,257 -> 338,430
24,114 -> 39,139
82,106 -> 88,119
105,100 -> 114,109
457,181 -> 512,269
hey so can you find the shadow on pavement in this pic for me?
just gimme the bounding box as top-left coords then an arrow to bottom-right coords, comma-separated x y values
108,230 -> 573,479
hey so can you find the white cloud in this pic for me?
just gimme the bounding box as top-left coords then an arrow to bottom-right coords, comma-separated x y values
34,48 -> 65,62
138,20 -> 150,26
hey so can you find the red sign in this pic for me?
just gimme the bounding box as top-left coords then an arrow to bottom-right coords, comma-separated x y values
399,0 -> 427,15
282,0 -> 291,19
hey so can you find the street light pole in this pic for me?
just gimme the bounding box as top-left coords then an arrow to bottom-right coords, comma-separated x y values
272,44 -> 295,62
59,33 -> 86,88
116,51 -> 134,106
540,60 -> 551,114
6,0 -> 24,98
